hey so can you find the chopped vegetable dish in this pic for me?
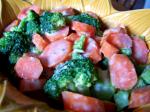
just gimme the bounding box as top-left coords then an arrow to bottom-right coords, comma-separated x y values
0,5 -> 150,112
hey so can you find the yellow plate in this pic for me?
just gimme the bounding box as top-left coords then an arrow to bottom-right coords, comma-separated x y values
0,0 -> 150,111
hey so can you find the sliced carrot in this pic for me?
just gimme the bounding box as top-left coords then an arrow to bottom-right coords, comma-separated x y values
71,21 -> 96,37
129,86 -> 150,108
19,79 -> 46,92
102,26 -> 132,49
109,54 -> 137,90
45,27 -> 69,42
32,33 -> 48,51
40,39 -> 72,67
4,20 -> 19,32
132,37 -> 149,64
100,41 -> 119,59
103,26 -> 127,36
64,33 -> 79,42
62,91 -> 105,112
84,38 -> 102,63
15,56 -> 43,80
107,33 -> 132,49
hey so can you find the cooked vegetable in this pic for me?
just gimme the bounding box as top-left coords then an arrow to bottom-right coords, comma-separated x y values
129,86 -> 150,108
1,5 -> 150,112
12,18 -> 26,32
32,33 -> 48,51
103,28 -> 132,49
140,68 -> 150,84
19,79 -> 46,92
114,90 -> 129,111
0,31 -> 31,64
135,79 -> 146,89
13,10 -> 40,36
45,26 -> 69,42
40,39 -> 72,67
109,54 -> 137,90
40,12 -> 66,34
26,20 -> 40,36
65,33 -> 79,42
100,40 -> 119,59
71,21 -> 96,37
120,48 -> 132,56
62,91 -> 105,112
72,35 -> 86,59
26,10 -> 40,36
17,5 -> 41,20
68,13 -> 101,35
15,56 -> 43,80
84,37 -> 102,63
134,65 -> 150,89
132,36 -> 149,64
44,58 -> 97,99
30,47 -> 42,54
92,81 -> 115,101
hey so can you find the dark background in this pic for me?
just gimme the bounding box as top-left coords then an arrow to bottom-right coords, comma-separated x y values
112,0 -> 149,11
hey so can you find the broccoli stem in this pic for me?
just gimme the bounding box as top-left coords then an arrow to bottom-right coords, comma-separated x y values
72,35 -> 86,59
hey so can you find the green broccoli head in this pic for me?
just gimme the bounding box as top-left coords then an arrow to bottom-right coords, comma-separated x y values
26,20 -> 40,36
25,10 -> 40,36
26,10 -> 39,21
0,36 -> 14,54
44,58 -> 97,99
12,10 -> 40,36
40,11 -> 66,34
0,31 -> 31,64
68,13 -> 102,35
0,10 -> 40,64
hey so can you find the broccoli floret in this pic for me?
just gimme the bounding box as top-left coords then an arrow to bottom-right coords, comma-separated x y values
25,10 -> 40,36
12,10 -> 40,36
72,35 -> 86,59
0,10 -> 41,64
0,31 -> 31,64
0,36 -> 14,54
11,18 -> 27,32
26,20 -> 40,36
26,10 -> 39,21
44,58 -> 97,99
40,12 -> 66,34
68,13 -> 101,35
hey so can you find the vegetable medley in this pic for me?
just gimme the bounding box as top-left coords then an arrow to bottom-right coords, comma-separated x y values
0,5 -> 150,112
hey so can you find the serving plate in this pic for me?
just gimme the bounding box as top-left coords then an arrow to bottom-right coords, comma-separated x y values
0,0 -> 150,111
